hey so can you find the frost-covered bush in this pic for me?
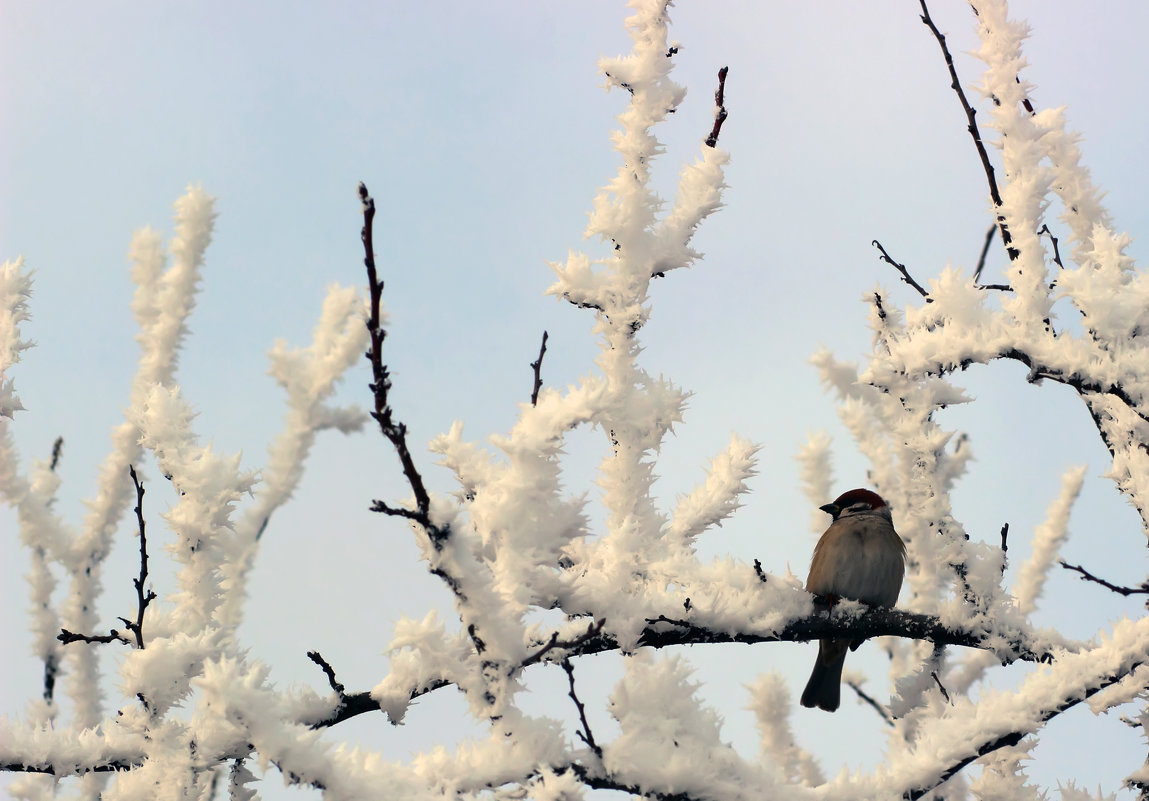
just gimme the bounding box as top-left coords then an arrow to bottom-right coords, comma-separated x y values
2,1 -> 1147,799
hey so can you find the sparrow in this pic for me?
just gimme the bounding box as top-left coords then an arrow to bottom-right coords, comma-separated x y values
800,488 -> 906,712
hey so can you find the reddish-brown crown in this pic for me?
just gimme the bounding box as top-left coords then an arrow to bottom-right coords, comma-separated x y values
830,488 -> 887,509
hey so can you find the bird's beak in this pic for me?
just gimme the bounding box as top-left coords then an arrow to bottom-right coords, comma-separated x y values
819,503 -> 839,518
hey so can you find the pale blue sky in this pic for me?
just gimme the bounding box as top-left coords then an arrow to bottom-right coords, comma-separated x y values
2,1 -> 1147,794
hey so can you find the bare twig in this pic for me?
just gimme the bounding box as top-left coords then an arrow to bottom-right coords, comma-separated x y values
753,559 -> 768,583
562,659 -> 603,759
49,436 -> 63,472
58,628 -> 131,646
704,66 -> 729,148
530,330 -> 549,406
122,466 -> 157,649
1059,560 -> 1149,597
931,671 -> 953,704
872,240 -> 930,299
283,605 -> 1059,730
845,680 -> 895,727
972,223 -> 996,283
1037,224 -> 1064,269
307,650 -> 346,697
999,522 -> 1009,574
358,182 -> 447,545
919,0 -> 1017,262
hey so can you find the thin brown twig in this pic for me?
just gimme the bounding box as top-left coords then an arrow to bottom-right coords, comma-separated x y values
530,330 -> 549,406
845,680 -> 895,727
58,628 -> 131,646
931,671 -> 953,704
358,182 -> 445,544
307,651 -> 346,697
919,0 -> 1017,262
872,239 -> 930,299
972,224 -> 996,283
1059,560 -> 1149,597
561,659 -> 603,759
704,66 -> 729,148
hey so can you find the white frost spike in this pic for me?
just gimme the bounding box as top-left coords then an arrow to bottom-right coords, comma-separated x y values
746,673 -> 824,786
666,434 -> 758,544
1014,466 -> 1086,614
0,257 -> 33,417
605,653 -> 784,796
796,432 -> 834,535
134,184 -> 217,392
217,285 -> 368,632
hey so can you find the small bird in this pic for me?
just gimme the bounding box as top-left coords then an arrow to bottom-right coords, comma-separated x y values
801,488 -> 906,712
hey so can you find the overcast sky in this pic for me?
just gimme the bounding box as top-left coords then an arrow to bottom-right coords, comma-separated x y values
3,1 -> 1148,795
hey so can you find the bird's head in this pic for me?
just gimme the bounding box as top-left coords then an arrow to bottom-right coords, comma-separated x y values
819,488 -> 889,520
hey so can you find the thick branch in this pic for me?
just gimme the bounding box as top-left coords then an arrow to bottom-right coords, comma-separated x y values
57,628 -> 131,646
904,665 -> 1138,800
1000,348 -> 1149,424
972,223 -> 996,283
303,606 -> 1055,729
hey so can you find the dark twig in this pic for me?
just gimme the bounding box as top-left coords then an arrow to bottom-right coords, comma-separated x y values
931,671 -> 953,704
521,618 -> 605,669
122,466 -> 156,649
1037,224 -> 1064,269
1059,560 -> 1149,597
704,66 -> 729,148
307,651 -> 346,697
872,240 -> 930,299
358,182 -> 447,546
562,659 -> 603,759
42,655 -> 57,703
753,559 -> 768,583
972,224 -> 996,283
919,0 -> 1017,262
999,522 -> 1009,574
530,330 -> 549,406
49,437 -> 63,472
845,680 -> 894,727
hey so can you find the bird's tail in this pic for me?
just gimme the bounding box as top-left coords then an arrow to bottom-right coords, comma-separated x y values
800,638 -> 849,712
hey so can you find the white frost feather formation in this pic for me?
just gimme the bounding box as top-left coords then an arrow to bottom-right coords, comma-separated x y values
2,0 -> 1147,799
